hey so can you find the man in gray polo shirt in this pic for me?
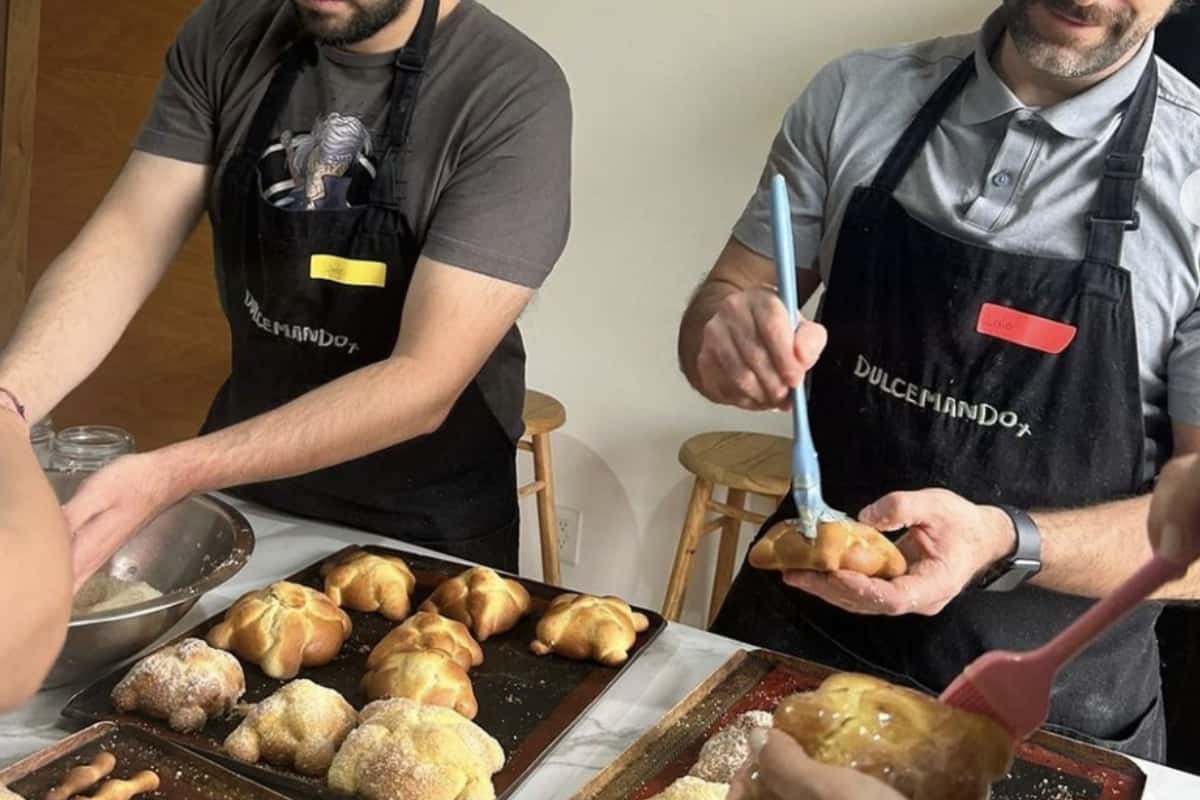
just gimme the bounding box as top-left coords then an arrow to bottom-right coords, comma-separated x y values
680,0 -> 1200,758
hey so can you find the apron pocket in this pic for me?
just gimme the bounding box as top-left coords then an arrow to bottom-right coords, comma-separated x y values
1042,692 -> 1164,760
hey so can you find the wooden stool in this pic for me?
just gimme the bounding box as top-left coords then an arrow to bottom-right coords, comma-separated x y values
662,431 -> 790,625
519,389 -> 567,586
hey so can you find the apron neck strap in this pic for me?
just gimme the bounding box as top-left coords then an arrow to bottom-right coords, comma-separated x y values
370,0 -> 440,211
1084,58 -> 1158,267
381,0 -> 440,148
242,40 -> 317,158
870,57 -> 976,195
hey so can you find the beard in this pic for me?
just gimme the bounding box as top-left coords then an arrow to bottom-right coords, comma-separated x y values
1002,0 -> 1153,78
292,0 -> 411,47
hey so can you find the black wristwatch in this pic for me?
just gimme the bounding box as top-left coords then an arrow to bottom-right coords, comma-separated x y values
977,505 -> 1042,592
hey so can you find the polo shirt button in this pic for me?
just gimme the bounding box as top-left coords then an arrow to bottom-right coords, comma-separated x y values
992,171 -> 1012,187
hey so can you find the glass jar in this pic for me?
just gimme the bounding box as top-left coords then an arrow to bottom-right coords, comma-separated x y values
49,425 -> 135,472
29,416 -> 55,469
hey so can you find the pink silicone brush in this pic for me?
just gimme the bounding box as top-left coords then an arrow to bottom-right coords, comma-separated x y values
940,524 -> 1197,741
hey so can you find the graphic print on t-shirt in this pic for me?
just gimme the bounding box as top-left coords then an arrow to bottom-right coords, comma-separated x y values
258,112 -> 377,211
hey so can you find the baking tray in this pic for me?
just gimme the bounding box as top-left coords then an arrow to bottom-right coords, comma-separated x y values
0,722 -> 288,799
62,545 -> 666,799
574,649 -> 1146,800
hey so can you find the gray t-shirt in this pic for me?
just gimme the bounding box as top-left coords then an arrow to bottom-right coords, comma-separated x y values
734,9 -> 1200,466
136,0 -> 572,440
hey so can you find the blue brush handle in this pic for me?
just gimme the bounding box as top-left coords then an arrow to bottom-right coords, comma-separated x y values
770,174 -> 825,535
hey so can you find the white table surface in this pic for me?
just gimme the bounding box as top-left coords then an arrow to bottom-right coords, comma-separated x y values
2,499 -> 1198,799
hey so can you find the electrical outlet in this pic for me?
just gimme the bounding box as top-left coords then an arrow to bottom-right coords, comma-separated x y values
555,506 -> 583,566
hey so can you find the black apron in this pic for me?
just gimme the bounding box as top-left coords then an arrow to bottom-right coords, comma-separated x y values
713,57 -> 1168,759
203,0 -> 520,572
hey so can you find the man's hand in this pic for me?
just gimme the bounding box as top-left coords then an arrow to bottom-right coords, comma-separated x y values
680,239 -> 826,411
728,730 -> 904,800
1148,452 -> 1200,563
64,451 -> 190,591
693,285 -> 827,411
784,489 -> 1016,615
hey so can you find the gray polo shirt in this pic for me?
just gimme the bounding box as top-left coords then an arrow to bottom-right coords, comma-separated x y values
733,8 -> 1200,457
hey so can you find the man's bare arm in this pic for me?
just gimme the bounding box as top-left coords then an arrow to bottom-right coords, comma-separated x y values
0,152 -> 210,422
65,257 -> 534,583
1031,423 -> 1200,599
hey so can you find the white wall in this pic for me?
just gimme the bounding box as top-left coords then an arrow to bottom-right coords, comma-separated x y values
496,0 -> 996,626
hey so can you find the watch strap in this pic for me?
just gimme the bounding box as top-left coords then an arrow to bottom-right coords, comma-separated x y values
979,504 -> 1042,592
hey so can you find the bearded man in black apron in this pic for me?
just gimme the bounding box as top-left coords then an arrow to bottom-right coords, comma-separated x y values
0,0 -> 571,582
680,0 -> 1200,760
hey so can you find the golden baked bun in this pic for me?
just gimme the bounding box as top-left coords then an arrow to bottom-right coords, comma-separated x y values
327,697 -> 504,800
320,548 -> 416,621
206,582 -> 352,679
648,776 -> 729,800
771,673 -> 1013,800
223,678 -> 357,776
748,518 -> 907,578
419,567 -> 531,641
362,649 -> 479,719
368,611 -> 484,672
529,593 -> 650,667
111,638 -> 244,733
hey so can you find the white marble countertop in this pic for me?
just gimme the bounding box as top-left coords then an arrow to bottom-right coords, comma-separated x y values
2,500 -> 1198,799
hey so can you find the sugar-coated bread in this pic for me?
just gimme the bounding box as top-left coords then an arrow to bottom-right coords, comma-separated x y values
111,638 -> 244,732
688,710 -> 774,783
327,697 -> 504,800
223,678 -> 357,776
647,776 -> 729,800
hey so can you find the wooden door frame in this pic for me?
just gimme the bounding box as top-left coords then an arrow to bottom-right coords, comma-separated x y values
0,0 -> 41,341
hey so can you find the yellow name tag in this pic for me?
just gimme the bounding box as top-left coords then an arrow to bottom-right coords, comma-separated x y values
310,254 -> 387,288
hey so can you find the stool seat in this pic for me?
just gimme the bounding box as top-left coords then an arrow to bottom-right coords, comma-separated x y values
678,432 -> 791,497
523,389 -> 567,436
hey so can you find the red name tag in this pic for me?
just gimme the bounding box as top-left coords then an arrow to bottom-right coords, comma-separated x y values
976,303 -> 1077,354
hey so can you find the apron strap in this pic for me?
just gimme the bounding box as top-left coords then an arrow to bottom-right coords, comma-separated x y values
1084,58 -> 1158,268
241,40 -> 317,158
870,57 -> 976,195
371,0 -> 441,211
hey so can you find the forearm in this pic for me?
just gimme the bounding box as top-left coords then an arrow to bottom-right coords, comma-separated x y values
160,356 -> 456,496
0,235 -> 162,422
1030,495 -> 1200,599
0,153 -> 208,421
0,413 -> 72,709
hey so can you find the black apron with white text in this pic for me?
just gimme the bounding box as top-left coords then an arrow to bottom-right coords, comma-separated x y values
202,0 -> 520,571
713,57 -> 1168,758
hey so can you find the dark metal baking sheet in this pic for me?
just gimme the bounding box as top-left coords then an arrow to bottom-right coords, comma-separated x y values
574,649 -> 1145,800
0,722 -> 289,799
63,545 -> 667,798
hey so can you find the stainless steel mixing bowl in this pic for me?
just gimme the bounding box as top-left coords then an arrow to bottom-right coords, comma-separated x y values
44,470 -> 255,688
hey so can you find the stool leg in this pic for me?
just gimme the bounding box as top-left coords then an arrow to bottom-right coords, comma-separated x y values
662,478 -> 714,622
708,488 -> 746,627
532,432 -> 562,586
